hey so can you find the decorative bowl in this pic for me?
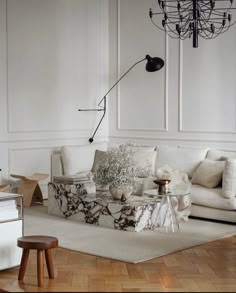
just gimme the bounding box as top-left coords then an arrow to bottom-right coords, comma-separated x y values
153,179 -> 171,194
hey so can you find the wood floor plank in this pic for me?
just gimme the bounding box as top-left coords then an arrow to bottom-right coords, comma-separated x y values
1,236 -> 236,292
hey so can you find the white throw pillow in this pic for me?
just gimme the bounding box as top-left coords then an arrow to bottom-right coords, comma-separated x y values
91,149 -> 107,172
133,149 -> 157,177
155,146 -> 209,178
62,142 -> 107,175
191,159 -> 225,188
222,159 -> 236,199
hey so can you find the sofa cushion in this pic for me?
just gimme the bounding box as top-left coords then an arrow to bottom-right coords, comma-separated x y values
190,184 -> 236,210
91,149 -> 107,172
206,149 -> 236,161
91,146 -> 157,177
155,146 -> 208,178
222,159 -> 236,199
133,149 -> 157,177
191,159 -> 225,188
61,142 -> 107,175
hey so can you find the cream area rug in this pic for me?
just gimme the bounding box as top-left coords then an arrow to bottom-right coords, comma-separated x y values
24,205 -> 236,264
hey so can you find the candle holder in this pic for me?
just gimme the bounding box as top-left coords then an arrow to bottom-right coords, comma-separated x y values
153,179 -> 171,194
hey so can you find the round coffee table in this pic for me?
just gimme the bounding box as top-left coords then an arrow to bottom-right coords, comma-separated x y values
152,191 -> 190,232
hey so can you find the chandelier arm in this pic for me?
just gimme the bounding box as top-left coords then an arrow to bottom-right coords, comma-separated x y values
198,23 -> 214,37
227,19 -> 236,26
207,11 -> 227,16
150,18 -> 166,31
198,18 -> 222,34
200,25 -> 225,38
165,22 -> 182,36
163,3 -> 193,13
210,25 -> 230,37
163,30 -> 184,39
181,30 -> 192,38
199,3 -> 212,19
199,31 -> 213,38
210,7 -> 236,10
181,16 -> 193,30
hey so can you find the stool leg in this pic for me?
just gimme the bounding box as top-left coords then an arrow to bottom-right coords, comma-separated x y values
37,249 -> 44,287
45,249 -> 54,279
18,248 -> 30,281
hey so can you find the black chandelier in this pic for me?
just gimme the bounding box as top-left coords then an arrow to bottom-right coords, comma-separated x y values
149,0 -> 236,48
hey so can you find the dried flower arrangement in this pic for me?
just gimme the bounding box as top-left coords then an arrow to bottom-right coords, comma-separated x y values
93,144 -> 137,188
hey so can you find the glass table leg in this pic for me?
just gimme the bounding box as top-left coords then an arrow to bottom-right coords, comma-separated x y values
153,195 -> 180,232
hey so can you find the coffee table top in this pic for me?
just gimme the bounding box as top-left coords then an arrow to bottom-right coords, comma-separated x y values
79,191 -> 161,208
144,189 -> 190,197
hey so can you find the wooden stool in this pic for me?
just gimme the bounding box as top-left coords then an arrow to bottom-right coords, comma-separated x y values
11,173 -> 48,207
17,235 -> 58,287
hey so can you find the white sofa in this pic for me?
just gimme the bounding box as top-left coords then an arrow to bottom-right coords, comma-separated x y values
50,142 -> 236,223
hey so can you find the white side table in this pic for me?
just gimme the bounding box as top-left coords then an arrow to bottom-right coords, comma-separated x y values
153,192 -> 190,232
0,192 -> 23,270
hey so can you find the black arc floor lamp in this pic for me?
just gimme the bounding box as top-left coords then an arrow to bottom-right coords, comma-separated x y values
78,54 -> 164,143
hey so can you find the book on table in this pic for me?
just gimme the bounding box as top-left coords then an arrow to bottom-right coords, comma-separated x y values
53,172 -> 93,184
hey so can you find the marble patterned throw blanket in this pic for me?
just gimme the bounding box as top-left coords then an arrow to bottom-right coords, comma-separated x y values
156,165 -> 192,222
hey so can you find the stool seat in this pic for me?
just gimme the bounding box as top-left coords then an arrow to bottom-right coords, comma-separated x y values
17,235 -> 58,287
18,235 -> 58,250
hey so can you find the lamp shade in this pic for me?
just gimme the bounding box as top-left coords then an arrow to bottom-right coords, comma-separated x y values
145,55 -> 164,72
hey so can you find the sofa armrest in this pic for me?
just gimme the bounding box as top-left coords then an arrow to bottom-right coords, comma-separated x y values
222,159 -> 236,198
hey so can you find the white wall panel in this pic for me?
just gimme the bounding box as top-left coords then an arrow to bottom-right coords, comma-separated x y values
7,0 -> 103,133
114,0 -> 167,132
9,148 -> 51,176
9,147 -> 51,198
0,0 -> 109,196
180,32 -> 236,133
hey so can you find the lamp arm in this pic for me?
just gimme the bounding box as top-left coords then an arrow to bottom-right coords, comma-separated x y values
98,57 -> 146,107
79,56 -> 147,143
88,97 -> 106,144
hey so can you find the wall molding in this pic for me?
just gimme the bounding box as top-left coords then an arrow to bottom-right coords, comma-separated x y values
109,135 -> 236,144
5,0 -> 108,135
116,0 -> 168,133
178,39 -> 236,134
0,135 -> 108,144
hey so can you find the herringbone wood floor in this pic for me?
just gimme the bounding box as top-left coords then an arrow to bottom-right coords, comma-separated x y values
1,235 -> 236,292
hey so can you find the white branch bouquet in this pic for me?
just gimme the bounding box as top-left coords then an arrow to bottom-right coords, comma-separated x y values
93,144 -> 137,188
